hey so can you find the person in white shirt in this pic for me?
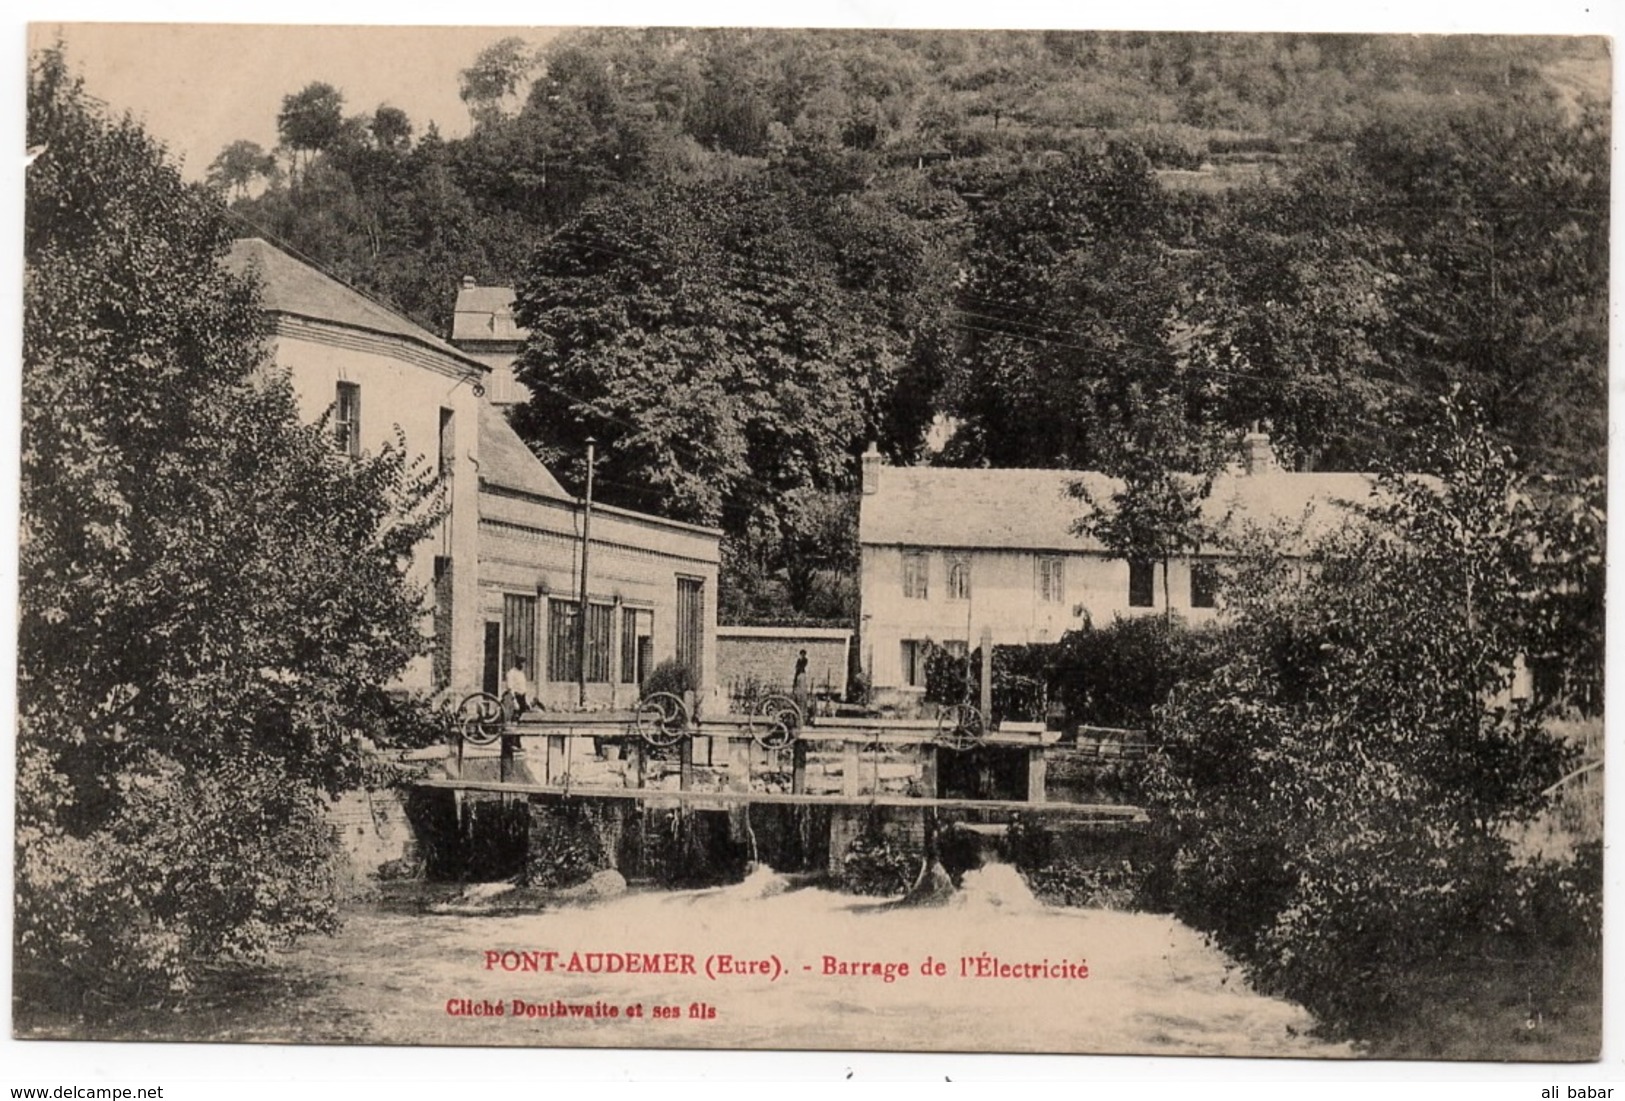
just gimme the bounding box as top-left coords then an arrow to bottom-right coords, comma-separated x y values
504,655 -> 532,717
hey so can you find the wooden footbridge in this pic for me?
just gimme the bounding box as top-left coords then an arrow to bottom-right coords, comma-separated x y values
404,695 -> 1152,883
418,694 -> 1147,825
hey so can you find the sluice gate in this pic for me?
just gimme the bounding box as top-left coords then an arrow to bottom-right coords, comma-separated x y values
407,708 -> 1149,886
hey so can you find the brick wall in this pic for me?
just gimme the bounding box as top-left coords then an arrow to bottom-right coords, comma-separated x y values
717,629 -> 850,701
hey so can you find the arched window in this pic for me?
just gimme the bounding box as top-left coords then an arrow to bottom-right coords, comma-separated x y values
947,558 -> 971,600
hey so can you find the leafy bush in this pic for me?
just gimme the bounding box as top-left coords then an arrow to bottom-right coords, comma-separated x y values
922,642 -> 1053,723
1050,615 -> 1231,728
643,657 -> 697,699
840,831 -> 917,897
1144,401 -> 1578,1032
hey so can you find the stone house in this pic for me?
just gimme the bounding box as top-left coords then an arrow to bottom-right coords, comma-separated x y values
226,238 -> 487,695
856,435 -> 1377,707
229,240 -> 722,706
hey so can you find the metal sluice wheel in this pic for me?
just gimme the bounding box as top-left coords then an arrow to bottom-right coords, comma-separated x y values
752,693 -> 802,750
933,702 -> 985,752
635,691 -> 691,748
456,692 -> 505,746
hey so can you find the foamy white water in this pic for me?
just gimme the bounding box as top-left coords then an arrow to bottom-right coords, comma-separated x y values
207,866 -> 1347,1057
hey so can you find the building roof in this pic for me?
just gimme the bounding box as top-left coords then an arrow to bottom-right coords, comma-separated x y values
859,464 -> 1381,553
478,403 -> 569,499
452,284 -> 527,344
227,238 -> 485,371
478,404 -> 725,540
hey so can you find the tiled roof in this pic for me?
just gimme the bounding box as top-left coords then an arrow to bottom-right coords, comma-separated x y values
452,285 -> 526,343
226,238 -> 482,369
860,464 -> 1380,552
478,403 -> 569,499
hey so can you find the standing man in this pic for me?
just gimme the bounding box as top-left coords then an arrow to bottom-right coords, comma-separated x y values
505,655 -> 533,718
792,648 -> 810,717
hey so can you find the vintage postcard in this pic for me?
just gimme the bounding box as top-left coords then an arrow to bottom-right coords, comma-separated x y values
12,20 -> 1610,1075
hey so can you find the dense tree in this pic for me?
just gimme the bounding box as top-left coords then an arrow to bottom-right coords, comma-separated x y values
942,147 -> 1190,469
1145,398 -> 1577,1029
370,104 -> 414,151
509,173 -> 947,614
277,80 -> 345,185
1352,98 -> 1609,479
205,139 -> 278,200
20,49 -> 441,1006
458,35 -> 537,124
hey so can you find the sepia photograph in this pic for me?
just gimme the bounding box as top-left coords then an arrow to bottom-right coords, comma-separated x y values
10,15 -> 1612,1079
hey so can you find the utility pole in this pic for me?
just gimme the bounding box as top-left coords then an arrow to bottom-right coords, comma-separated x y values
577,438 -> 596,708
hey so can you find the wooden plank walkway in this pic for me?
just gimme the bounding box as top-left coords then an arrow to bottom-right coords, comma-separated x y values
416,778 -> 1145,818
492,718 -> 1054,748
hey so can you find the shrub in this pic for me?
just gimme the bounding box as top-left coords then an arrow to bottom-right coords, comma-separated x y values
922,642 -> 1053,723
840,830 -> 917,897
1144,400 -> 1578,1031
643,658 -> 696,699
1050,615 -> 1231,728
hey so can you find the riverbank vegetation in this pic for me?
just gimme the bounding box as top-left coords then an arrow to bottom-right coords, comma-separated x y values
19,49 -> 443,1012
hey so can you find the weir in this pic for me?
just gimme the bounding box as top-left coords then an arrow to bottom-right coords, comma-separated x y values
406,707 -> 1150,887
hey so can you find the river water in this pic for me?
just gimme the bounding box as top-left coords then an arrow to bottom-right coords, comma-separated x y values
63,865 -> 1348,1057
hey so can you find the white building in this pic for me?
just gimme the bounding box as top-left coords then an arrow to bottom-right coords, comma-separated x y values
229,240 -> 723,706
475,404 -> 722,709
447,281 -> 724,707
857,435 -> 1376,706
227,238 -> 488,695
450,280 -> 528,407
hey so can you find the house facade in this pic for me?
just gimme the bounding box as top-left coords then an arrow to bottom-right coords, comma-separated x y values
230,240 -> 722,706
227,238 -> 488,695
857,437 -> 1376,706
475,405 -> 722,710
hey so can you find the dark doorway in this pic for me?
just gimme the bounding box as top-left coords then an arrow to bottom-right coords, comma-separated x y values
482,621 -> 502,696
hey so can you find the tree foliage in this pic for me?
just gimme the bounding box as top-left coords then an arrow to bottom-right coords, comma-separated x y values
202,30 -> 1606,620
1143,398 -> 1577,1029
509,171 -> 948,614
205,139 -> 278,200
20,49 -> 441,1007
276,81 -> 346,184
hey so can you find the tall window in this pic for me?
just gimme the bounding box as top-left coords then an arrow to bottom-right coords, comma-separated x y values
335,382 -> 361,456
502,594 -> 536,681
903,552 -> 929,600
620,607 -> 649,684
547,600 -> 578,682
1038,557 -> 1064,604
947,557 -> 971,601
438,407 -> 455,476
1129,560 -> 1155,608
1190,561 -> 1219,609
900,640 -> 928,688
583,603 -> 612,683
432,556 -> 453,691
547,600 -> 612,683
676,577 -> 705,683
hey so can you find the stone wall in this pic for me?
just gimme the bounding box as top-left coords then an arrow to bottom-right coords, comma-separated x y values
717,627 -> 851,701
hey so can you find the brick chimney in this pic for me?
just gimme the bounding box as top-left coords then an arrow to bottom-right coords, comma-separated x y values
461,274 -> 476,290
1242,427 -> 1278,476
861,442 -> 883,494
